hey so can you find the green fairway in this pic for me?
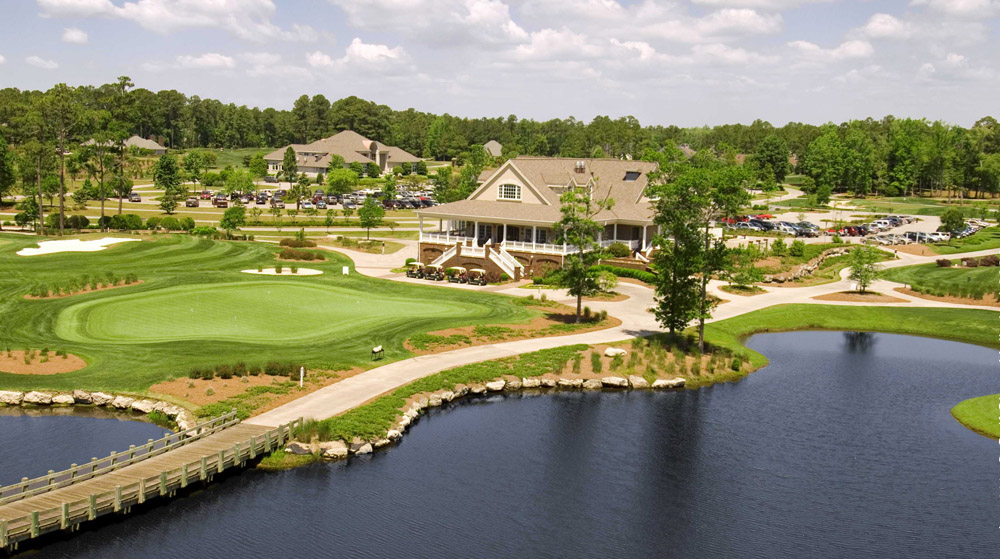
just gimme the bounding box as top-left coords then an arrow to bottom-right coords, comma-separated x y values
882,261 -> 999,299
951,393 -> 1000,439
928,227 -> 1000,254
0,233 -> 536,392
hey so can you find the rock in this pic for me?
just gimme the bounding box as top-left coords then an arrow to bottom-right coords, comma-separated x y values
0,390 -> 24,405
470,384 -> 486,395
131,400 -> 156,414
582,379 -> 603,390
91,392 -> 114,406
23,391 -> 53,405
404,408 -> 420,420
628,375 -> 650,389
373,438 -> 391,449
428,394 -> 443,407
601,376 -> 629,388
52,394 -> 75,405
285,441 -> 314,456
162,405 -> 185,418
485,380 -> 506,392
453,385 -> 470,397
176,418 -> 194,431
318,440 -> 348,459
72,390 -> 93,404
387,429 -> 402,441
604,347 -> 627,358
440,390 -> 455,402
540,378 -> 557,388
350,441 -> 373,455
558,378 -> 583,389
521,378 -> 541,389
415,397 -> 429,409
110,396 -> 135,410
505,378 -> 522,391
652,378 -> 686,389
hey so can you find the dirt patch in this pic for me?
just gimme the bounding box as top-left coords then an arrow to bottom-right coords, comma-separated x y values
812,291 -> 910,303
582,292 -> 630,302
149,367 -> 365,415
405,304 -> 622,355
24,280 -> 144,300
0,351 -> 87,375
754,256 -> 782,269
719,285 -> 765,296
893,244 -> 936,256
894,287 -> 1000,308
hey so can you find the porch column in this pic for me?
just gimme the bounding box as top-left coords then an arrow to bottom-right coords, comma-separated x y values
642,225 -> 647,250
474,221 -> 479,246
614,223 -> 618,241
446,220 -> 450,243
419,216 -> 424,242
438,219 -> 442,234
503,223 -> 507,244
532,225 -> 537,252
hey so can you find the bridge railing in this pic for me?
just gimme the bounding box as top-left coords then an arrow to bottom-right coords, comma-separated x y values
0,410 -> 239,505
0,417 -> 302,549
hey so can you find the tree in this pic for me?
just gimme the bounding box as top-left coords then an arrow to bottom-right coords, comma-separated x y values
183,151 -> 204,183
270,206 -> 283,230
326,154 -> 346,173
383,175 -> 398,200
752,135 -> 790,184
326,168 -> 359,195
154,153 -> 182,214
225,168 -> 254,196
848,245 -> 881,293
365,161 -> 380,178
324,208 -> 335,232
349,161 -> 364,175
358,196 -> 385,239
46,83 -> 82,235
0,132 -> 15,205
728,246 -> 764,289
415,160 -> 428,175
305,206 -> 319,223
940,208 -> 965,244
282,147 -> 297,183
342,204 -> 355,222
248,153 -> 267,179
553,181 -> 613,322
220,205 -> 246,234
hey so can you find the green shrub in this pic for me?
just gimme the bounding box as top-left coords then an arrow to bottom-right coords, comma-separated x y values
607,242 -> 630,258
161,217 -> 181,231
145,216 -> 161,230
610,354 -> 623,370
789,240 -> 806,257
180,217 -> 196,231
279,238 -> 317,248
730,358 -> 742,371
832,235 -> 843,244
770,238 -> 787,257
591,265 -> 656,284
190,226 -> 217,236
279,248 -> 325,261
590,352 -> 603,374
936,259 -> 952,267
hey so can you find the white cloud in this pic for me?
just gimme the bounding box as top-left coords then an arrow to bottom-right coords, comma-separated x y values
860,13 -> 912,39
693,43 -> 778,64
917,52 -> 995,82
910,0 -> 1000,18
788,39 -> 874,61
61,27 -> 88,44
26,55 -> 59,69
0,55 -> 5,64
176,53 -> 236,69
341,38 -> 407,64
328,0 -> 527,46
240,52 -> 282,66
38,0 -> 317,42
692,0 -> 831,9
515,28 -> 603,60
696,8 -> 783,35
307,51 -> 335,68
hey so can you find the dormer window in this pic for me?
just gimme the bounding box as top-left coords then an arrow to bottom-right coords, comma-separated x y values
624,171 -> 640,181
498,183 -> 521,201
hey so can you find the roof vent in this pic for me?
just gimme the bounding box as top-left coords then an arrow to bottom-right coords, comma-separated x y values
574,161 -> 585,173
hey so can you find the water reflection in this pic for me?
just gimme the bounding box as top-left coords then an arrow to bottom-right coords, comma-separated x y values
843,331 -> 877,353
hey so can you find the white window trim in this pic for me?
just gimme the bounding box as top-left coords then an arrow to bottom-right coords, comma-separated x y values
498,183 -> 521,201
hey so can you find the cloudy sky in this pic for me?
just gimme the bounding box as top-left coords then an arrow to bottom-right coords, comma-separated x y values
0,0 -> 997,127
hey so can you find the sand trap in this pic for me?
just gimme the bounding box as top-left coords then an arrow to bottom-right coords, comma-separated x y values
17,237 -> 141,256
241,268 -> 323,276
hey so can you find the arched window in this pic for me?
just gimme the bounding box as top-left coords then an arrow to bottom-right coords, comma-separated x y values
498,183 -> 521,201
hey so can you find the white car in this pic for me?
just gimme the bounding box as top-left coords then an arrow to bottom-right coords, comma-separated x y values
735,222 -> 763,231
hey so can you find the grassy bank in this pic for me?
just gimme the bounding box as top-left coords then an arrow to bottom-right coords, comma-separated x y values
929,227 -> 1000,254
951,394 -> 999,439
882,261 -> 998,299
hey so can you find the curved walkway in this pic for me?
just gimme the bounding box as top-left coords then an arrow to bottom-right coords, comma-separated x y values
246,240 -> 999,427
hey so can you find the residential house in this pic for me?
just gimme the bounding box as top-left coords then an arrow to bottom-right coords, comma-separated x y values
483,140 -> 503,157
264,130 -> 421,177
82,135 -> 167,155
415,157 -> 659,281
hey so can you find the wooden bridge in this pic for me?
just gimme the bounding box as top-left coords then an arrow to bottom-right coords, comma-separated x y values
0,411 -> 302,553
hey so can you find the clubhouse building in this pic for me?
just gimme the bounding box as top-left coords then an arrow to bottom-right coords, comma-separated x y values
264,130 -> 421,177
415,157 -> 659,281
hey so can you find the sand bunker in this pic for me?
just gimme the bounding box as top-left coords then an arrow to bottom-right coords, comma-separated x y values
241,268 -> 323,276
17,237 -> 141,256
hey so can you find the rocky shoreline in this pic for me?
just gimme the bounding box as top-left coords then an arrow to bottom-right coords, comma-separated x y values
0,389 -> 196,429
284,374 -> 687,461
762,247 -> 852,284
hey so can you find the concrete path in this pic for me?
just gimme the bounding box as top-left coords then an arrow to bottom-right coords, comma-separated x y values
245,239 -> 998,427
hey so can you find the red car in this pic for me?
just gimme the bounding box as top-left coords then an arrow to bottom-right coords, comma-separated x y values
200,190 -> 212,200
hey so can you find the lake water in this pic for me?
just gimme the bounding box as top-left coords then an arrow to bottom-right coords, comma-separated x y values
2,332 -> 997,558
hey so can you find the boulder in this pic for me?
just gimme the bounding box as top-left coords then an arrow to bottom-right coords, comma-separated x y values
453,385 -> 470,397
441,390 -> 456,403
285,441 -> 314,456
23,391 -> 53,405
91,392 -> 114,406
521,378 -> 541,389
582,379 -> 603,390
162,405 -> 185,418
72,390 -> 93,404
397,415 -> 412,429
505,378 -> 522,391
52,394 -> 76,405
601,376 -> 629,388
373,438 -> 391,449
404,408 -> 420,420
628,375 -> 650,389
110,396 -> 135,410
604,347 -> 627,358
540,378 -> 557,388
131,400 -> 156,414
428,394 -> 443,407
0,391 -> 24,405
415,397 -> 429,409
470,384 -> 486,395
485,380 -> 506,392
386,429 -> 402,441
176,418 -> 194,431
652,378 -> 686,389
557,378 -> 583,389
318,440 -> 348,459
350,441 -> 373,455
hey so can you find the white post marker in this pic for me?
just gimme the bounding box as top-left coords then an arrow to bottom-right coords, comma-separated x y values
342,266 -> 349,275
299,367 -> 304,388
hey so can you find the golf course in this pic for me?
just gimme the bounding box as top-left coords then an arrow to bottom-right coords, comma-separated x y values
0,233 -> 538,392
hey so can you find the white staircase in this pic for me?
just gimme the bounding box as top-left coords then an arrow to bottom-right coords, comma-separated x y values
491,245 -> 524,279
431,245 -> 456,266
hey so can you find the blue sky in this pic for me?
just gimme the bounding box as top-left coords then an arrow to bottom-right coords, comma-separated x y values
0,0 -> 997,127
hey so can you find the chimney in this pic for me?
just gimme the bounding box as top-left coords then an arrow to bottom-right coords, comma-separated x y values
575,161 -> 585,174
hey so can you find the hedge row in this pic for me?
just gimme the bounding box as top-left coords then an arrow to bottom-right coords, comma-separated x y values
187,361 -> 303,380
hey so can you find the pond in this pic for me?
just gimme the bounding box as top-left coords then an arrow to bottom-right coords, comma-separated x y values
4,332 -> 996,558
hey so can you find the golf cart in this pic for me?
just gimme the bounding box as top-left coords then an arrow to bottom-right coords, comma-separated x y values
406,262 -> 424,278
447,266 -> 467,283
468,269 -> 488,286
424,264 -> 444,281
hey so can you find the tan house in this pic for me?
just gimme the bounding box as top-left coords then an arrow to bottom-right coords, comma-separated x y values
264,130 -> 420,177
415,157 -> 659,281
82,135 -> 167,155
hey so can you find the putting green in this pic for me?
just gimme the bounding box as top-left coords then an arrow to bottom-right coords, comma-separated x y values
55,281 -> 498,345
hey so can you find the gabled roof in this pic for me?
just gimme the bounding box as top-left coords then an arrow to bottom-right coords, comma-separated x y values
263,130 -> 420,166
483,140 -> 502,157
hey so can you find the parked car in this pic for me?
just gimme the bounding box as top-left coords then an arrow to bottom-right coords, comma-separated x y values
382,199 -> 401,210
342,201 -> 357,210
214,198 -> 228,208
185,197 -> 199,208
301,201 -> 315,210
256,193 -> 269,205
128,192 -> 141,202
271,198 -> 285,209
735,222 -> 763,231
200,190 -> 212,200
316,200 -> 327,210
264,175 -> 278,183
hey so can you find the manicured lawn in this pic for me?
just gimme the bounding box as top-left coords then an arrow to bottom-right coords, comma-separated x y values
951,394 -> 1000,439
882,262 -> 998,299
702,304 -> 999,368
929,227 -> 1000,254
0,233 -> 537,392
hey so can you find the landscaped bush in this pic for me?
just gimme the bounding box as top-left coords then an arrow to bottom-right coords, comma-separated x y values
109,213 -> 143,231
145,216 -> 161,230
607,242 -> 631,258
770,238 -> 787,257
789,240 -> 805,257
66,214 -> 90,230
279,238 -> 318,247
161,217 -> 181,231
936,259 -> 953,267
187,361 -> 301,380
29,272 -> 139,298
279,248 -> 326,261
190,226 -> 217,236
591,265 -> 656,284
179,217 -> 196,231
